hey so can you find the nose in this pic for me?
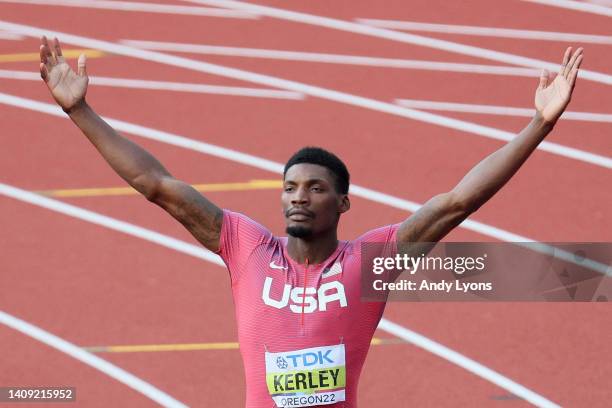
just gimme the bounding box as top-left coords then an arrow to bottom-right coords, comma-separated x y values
291,186 -> 309,206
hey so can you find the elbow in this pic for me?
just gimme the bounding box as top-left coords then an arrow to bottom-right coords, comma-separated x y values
445,191 -> 480,217
144,187 -> 161,203
131,173 -> 163,202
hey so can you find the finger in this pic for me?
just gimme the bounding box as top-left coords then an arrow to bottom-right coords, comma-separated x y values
569,55 -> 583,89
49,47 -> 57,65
39,62 -> 48,82
46,37 -> 57,64
40,36 -> 55,66
39,44 -> 49,65
564,47 -> 583,78
41,44 -> 54,66
53,37 -> 65,63
559,46 -> 572,76
538,69 -> 549,89
574,52 -> 584,70
77,53 -> 87,76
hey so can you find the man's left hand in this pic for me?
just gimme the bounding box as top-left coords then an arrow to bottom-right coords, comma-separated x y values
535,47 -> 583,124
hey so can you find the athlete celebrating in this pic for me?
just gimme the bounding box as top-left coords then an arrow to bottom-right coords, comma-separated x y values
39,36 -> 583,407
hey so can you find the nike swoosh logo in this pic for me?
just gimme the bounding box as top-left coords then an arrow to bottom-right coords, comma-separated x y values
269,260 -> 288,270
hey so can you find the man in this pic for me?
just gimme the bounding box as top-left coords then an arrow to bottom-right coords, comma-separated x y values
39,36 -> 582,407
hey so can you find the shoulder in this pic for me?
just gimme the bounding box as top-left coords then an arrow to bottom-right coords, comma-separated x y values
217,209 -> 278,255
342,224 -> 401,261
222,209 -> 271,233
353,223 -> 401,244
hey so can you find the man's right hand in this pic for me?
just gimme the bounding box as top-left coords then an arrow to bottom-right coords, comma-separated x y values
39,36 -> 88,113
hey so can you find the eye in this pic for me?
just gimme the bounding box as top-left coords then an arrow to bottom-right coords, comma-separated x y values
311,186 -> 323,192
284,186 -> 294,192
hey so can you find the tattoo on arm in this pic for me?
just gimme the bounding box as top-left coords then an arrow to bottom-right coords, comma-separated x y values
151,178 -> 223,252
397,193 -> 468,248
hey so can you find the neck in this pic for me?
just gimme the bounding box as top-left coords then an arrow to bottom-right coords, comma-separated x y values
287,230 -> 338,265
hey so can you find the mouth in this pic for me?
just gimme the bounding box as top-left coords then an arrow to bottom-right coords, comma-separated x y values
287,209 -> 314,221
289,214 -> 310,222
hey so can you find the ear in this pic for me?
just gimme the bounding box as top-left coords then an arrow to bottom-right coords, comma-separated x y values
339,195 -> 350,214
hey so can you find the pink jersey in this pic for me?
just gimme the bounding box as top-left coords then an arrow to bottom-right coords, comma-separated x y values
217,210 -> 399,408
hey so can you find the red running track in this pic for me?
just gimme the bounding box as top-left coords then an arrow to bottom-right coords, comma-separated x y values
0,1 -> 610,407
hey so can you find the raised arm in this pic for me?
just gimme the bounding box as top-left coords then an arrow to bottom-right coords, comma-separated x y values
396,47 -> 583,246
40,36 -> 222,251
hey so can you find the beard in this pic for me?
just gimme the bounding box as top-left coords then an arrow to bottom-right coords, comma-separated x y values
286,225 -> 313,238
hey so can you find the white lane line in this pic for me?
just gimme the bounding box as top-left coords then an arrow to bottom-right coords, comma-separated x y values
0,30 -> 22,40
0,0 -> 258,18
184,0 -> 612,86
377,319 -> 560,408
0,312 -> 188,408
0,69 -> 305,100
584,0 -> 612,6
0,22 -> 609,169
0,182 -> 560,408
356,19 -> 612,45
0,91 -> 530,241
0,183 -> 223,264
121,39 -> 542,78
5,89 -> 612,281
396,99 -> 612,123
0,91 -> 286,172
521,0 -> 612,16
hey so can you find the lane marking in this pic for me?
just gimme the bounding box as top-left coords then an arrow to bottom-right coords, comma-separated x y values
0,30 -> 23,40
521,0 -> 612,16
3,90 -> 612,278
584,0 -> 612,6
395,99 -> 612,123
184,0 -> 612,85
36,179 -> 282,198
0,90 -> 550,242
0,49 -> 104,63
121,39 -> 542,78
5,89 -> 612,274
0,22 -> 608,169
0,0 -> 258,18
377,318 -> 560,408
87,342 -> 240,353
0,310 -> 188,408
83,337 -> 400,353
0,181 -> 560,408
0,69 -> 305,100
356,19 -> 612,45
0,182 -> 224,262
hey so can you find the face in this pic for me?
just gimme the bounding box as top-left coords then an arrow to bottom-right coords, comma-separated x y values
282,163 -> 350,239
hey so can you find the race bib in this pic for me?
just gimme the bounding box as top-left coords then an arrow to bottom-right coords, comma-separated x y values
265,344 -> 346,407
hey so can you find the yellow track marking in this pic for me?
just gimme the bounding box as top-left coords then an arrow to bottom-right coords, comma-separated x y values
0,49 -> 105,63
36,179 -> 282,198
83,337 -> 401,353
94,342 -> 240,353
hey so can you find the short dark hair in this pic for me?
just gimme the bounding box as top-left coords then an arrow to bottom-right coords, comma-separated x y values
283,147 -> 350,194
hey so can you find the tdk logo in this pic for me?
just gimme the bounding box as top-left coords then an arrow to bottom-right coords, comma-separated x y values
262,277 -> 348,313
285,350 -> 333,367
276,356 -> 289,369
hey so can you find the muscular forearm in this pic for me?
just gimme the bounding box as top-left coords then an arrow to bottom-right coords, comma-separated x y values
452,112 -> 554,212
67,101 -> 171,199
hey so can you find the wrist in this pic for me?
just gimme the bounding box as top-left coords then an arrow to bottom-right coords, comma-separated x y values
533,110 -> 556,130
62,99 -> 87,115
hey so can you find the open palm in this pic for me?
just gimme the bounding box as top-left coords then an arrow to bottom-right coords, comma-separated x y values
40,36 -> 88,111
535,47 -> 583,123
